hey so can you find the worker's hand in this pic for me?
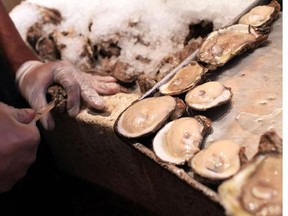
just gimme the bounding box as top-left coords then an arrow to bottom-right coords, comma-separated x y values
16,60 -> 120,130
0,102 -> 40,193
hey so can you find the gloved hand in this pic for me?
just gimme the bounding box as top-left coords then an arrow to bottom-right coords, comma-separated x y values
16,60 -> 120,130
0,102 -> 40,193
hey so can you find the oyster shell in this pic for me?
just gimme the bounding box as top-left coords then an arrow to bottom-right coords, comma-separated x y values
185,81 -> 232,111
238,0 -> 281,34
197,24 -> 267,69
159,61 -> 207,95
52,30 -> 96,71
189,140 -> 243,183
218,131 -> 282,216
153,116 -> 211,165
115,96 -> 176,138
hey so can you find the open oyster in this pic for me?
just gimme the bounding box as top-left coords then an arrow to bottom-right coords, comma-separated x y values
238,0 -> 281,34
218,130 -> 282,216
153,116 -> 211,165
115,96 -> 176,138
189,140 -> 243,184
185,81 -> 232,111
159,61 -> 207,95
197,24 -> 267,69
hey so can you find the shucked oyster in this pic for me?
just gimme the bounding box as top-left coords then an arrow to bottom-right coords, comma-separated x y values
218,131 -> 282,216
115,96 -> 176,138
185,81 -> 232,111
159,61 -> 208,96
238,0 -> 281,34
197,24 -> 267,69
189,140 -> 243,184
153,116 -> 211,165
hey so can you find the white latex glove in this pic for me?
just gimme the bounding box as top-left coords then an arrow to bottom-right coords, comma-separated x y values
16,60 -> 120,130
0,102 -> 40,193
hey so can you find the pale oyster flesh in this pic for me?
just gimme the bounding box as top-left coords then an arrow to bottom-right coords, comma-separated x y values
238,0 -> 280,33
218,131 -> 282,216
153,117 -> 207,165
218,155 -> 282,216
185,81 -> 232,111
116,96 -> 176,138
189,140 -> 241,181
159,61 -> 207,95
238,5 -> 275,27
197,24 -> 264,68
240,156 -> 282,215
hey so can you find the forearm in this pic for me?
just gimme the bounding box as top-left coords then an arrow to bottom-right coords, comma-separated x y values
0,1 -> 38,76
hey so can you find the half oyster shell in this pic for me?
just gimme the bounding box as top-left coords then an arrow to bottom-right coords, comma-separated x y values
159,61 -> 207,95
189,140 -> 243,183
115,96 -> 176,138
153,116 -> 211,165
238,0 -> 281,34
185,81 -> 232,111
218,130 -> 282,216
197,24 -> 267,69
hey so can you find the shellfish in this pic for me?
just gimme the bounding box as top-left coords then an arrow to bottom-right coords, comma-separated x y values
238,0 -> 281,34
197,24 -> 267,69
115,96 -> 176,138
185,81 -> 232,111
152,116 -> 211,165
159,61 -> 208,96
218,130 -> 282,216
189,140 -> 244,183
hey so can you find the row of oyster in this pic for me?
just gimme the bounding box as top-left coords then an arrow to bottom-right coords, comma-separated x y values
114,1 -> 282,216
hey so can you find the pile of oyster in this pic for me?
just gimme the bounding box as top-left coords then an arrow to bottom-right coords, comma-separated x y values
115,1 -> 282,215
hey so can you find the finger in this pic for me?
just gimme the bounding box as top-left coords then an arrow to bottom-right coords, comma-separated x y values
15,108 -> 36,124
81,85 -> 106,110
54,72 -> 81,117
91,82 -> 121,95
91,75 -> 118,83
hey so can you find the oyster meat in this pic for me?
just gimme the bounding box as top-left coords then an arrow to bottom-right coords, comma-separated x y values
218,131 -> 282,216
238,0 -> 281,34
189,140 -> 242,183
197,24 -> 267,69
159,61 -> 207,96
153,116 -> 211,165
185,81 -> 232,111
115,96 -> 176,138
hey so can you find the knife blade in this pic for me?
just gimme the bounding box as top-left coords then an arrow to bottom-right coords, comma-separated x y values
138,0 -> 267,100
33,100 -> 56,122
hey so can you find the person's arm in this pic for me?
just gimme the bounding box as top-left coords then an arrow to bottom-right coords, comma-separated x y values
0,1 -> 38,74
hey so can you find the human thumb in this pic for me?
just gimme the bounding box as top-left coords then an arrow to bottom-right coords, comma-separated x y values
15,108 -> 36,124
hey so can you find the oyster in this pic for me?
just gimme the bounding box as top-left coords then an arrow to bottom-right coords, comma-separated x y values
238,0 -> 281,34
35,35 -> 60,61
185,81 -> 232,111
115,96 -> 176,138
197,24 -> 267,69
153,116 -> 211,165
52,30 -> 96,71
218,131 -> 282,216
159,61 -> 207,95
189,140 -> 243,183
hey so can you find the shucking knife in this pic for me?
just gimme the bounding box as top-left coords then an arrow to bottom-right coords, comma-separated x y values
138,0 -> 267,100
33,100 -> 56,122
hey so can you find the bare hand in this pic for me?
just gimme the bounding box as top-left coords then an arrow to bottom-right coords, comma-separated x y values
0,102 -> 40,193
